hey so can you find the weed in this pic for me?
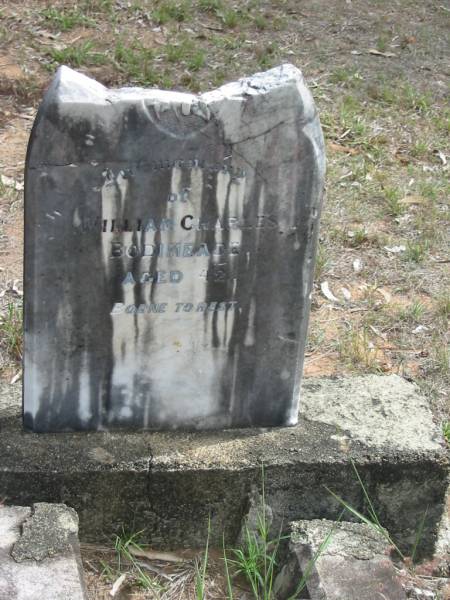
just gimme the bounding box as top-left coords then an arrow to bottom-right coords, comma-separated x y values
113,41 -> 158,86
212,69 -> 227,86
79,0 -> 115,14
404,240 -> 429,263
411,507 -> 429,563
338,326 -> 380,372
384,186 -> 405,217
326,459 -> 429,562
114,529 -> 165,593
223,466 -> 285,599
254,14 -> 268,30
314,242 -> 329,281
180,72 -> 201,92
195,516 -> 210,599
402,84 -> 432,114
435,294 -> 450,320
376,34 -> 389,53
40,7 -> 95,31
431,341 -> 450,376
0,75 -> 42,104
220,8 -> 239,28
417,179 -> 440,201
166,43 -> 184,63
255,42 -> 278,70
187,50 -> 206,72
410,140 -> 429,159
212,34 -> 241,51
399,300 -> 426,323
443,422 -> 450,444
330,67 -> 356,85
198,0 -> 222,12
48,41 -> 107,69
152,0 -> 190,24
0,302 -> 22,362
347,228 -> 369,247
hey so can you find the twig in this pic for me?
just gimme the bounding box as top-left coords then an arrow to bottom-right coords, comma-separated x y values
199,22 -> 224,32
304,350 -> 336,365
13,113 -> 35,121
130,547 -> 186,563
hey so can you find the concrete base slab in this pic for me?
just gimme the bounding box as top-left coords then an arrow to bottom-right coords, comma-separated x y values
0,503 -> 87,600
274,519 -> 407,600
0,375 -> 448,556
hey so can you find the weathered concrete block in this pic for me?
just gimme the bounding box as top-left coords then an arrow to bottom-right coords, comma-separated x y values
0,375 -> 448,557
0,503 -> 87,600
274,519 -> 407,599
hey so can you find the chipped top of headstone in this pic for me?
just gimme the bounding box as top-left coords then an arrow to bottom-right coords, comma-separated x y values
11,503 -> 79,562
52,62 -> 309,104
290,519 -> 391,561
28,63 -> 321,165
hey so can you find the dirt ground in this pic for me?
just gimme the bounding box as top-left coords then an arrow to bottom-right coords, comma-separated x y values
0,0 -> 448,598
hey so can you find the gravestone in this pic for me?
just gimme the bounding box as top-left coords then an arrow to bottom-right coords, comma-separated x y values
24,64 -> 325,432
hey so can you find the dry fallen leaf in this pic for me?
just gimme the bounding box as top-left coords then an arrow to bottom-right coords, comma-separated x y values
384,245 -> 406,254
412,325 -> 428,334
0,174 -> 24,191
109,573 -> 126,597
320,281 -> 340,303
353,258 -> 363,273
436,150 -> 447,166
341,287 -> 352,301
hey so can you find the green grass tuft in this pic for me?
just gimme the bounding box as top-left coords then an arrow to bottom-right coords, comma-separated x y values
0,302 -> 22,362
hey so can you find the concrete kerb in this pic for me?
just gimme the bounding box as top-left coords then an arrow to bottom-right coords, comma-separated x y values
0,503 -> 87,600
274,519 -> 407,600
0,375 -> 448,557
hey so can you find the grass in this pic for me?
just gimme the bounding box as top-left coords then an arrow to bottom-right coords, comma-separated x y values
314,243 -> 329,282
436,294 -> 450,320
219,8 -> 240,28
47,41 -> 107,69
152,0 -> 190,24
384,186 -> 406,217
195,517 -> 210,599
338,326 -> 381,373
223,466 -> 284,600
398,300 -> 426,323
107,529 -> 165,593
113,41 -> 159,86
222,465 -> 337,599
346,228 -> 369,247
40,7 -> 95,30
404,240 -> 429,263
443,422 -> 450,444
198,0 -> 223,11
326,459 -> 429,563
85,466 -> 338,598
431,342 -> 450,376
0,302 -> 22,362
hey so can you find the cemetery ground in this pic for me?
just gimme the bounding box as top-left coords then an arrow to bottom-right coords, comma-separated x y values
0,0 -> 448,598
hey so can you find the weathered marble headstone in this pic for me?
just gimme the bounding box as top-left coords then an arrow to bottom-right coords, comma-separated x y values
24,64 -> 325,432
